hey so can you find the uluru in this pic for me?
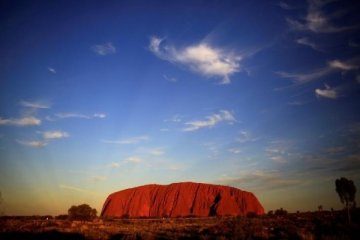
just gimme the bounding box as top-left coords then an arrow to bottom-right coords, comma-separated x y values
101,182 -> 264,218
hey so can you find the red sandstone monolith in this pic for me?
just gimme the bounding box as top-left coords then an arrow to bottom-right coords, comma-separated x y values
101,182 -> 264,217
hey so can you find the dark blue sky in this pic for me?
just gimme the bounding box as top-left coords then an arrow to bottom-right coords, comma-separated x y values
0,0 -> 360,215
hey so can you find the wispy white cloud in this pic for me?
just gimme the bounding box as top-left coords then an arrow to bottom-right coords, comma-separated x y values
183,110 -> 235,132
149,36 -> 163,53
55,113 -> 90,119
59,184 -> 95,194
40,131 -> 69,140
165,114 -> 183,123
125,156 -> 142,164
236,131 -> 258,144
16,130 -> 69,148
288,101 -> 306,106
296,37 -> 320,51
265,139 -> 293,164
93,113 -> 107,118
48,67 -> 56,74
315,84 -> 338,99
54,112 -> 106,120
228,148 -> 241,154
92,42 -> 116,56
328,59 -> 359,71
218,170 -> 304,191
270,156 -> 288,164
325,146 -> 346,154
277,58 -> 360,84
204,142 -> 221,154
0,116 -> 41,127
163,74 -> 177,82
277,67 -> 332,83
149,36 -> 242,84
148,148 -> 165,156
16,139 -> 47,148
278,1 -> 294,10
20,100 -> 50,109
103,135 -> 149,145
287,0 -> 359,33
266,148 -> 285,154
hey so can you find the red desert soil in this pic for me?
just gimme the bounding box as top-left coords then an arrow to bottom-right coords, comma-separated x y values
101,182 -> 264,218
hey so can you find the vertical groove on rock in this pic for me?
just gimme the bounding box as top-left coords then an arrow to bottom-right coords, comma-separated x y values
190,184 -> 201,214
170,186 -> 180,217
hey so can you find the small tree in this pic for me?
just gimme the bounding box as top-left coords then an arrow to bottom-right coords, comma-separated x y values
318,205 -> 323,212
335,177 -> 356,223
274,208 -> 287,216
68,204 -> 97,221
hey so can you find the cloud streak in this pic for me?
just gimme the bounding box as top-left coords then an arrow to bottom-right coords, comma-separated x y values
16,139 -> 48,148
236,131 -> 259,144
20,100 -> 50,109
148,148 -> 165,156
48,67 -> 56,74
296,37 -> 320,51
183,110 -> 235,132
41,131 -> 70,139
92,42 -> 116,56
265,139 -> 294,164
17,129 -> 70,148
0,116 -> 41,126
328,59 -> 359,71
54,112 -> 106,120
277,67 -> 332,83
315,84 -> 338,99
103,135 -> 149,145
219,170 -> 304,191
125,156 -> 142,163
163,74 -> 177,82
277,58 -> 360,84
59,184 -> 95,194
149,36 -> 242,84
228,148 -> 241,154
287,0 -> 359,33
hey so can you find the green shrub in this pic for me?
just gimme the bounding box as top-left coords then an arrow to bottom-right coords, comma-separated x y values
68,204 -> 97,221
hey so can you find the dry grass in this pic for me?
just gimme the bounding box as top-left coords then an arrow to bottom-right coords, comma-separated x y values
1,209 -> 359,239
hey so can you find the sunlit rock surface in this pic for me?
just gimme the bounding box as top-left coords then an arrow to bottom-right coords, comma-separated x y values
101,182 -> 264,217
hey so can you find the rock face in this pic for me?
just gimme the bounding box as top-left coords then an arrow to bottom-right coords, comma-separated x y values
101,182 -> 264,217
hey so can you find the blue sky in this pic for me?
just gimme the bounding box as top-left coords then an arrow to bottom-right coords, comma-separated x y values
0,0 -> 360,215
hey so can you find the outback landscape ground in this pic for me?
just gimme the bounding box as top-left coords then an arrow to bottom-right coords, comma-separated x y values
1,209 -> 360,240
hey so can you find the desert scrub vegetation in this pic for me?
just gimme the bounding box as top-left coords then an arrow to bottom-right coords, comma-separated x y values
1,209 -> 360,239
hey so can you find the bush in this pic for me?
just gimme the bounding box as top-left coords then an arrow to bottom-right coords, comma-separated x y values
275,208 -> 288,216
55,214 -> 69,220
68,204 -> 97,221
246,212 -> 258,218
